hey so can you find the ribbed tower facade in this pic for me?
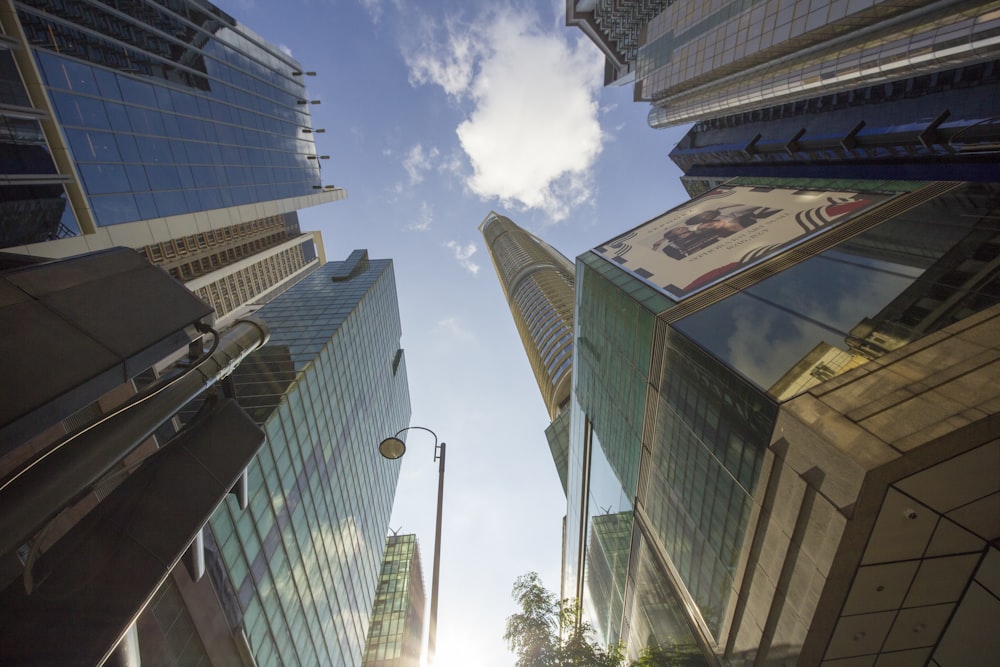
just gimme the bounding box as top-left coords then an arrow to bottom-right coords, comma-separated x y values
480,212 -> 575,421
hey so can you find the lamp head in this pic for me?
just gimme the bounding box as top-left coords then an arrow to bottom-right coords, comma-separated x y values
378,436 -> 406,460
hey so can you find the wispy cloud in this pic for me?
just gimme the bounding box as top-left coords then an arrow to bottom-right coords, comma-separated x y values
445,240 -> 480,274
410,201 -> 433,231
403,9 -> 605,222
406,15 -> 482,98
358,0 -> 391,24
436,315 -> 476,341
402,143 -> 440,184
277,43 -> 293,58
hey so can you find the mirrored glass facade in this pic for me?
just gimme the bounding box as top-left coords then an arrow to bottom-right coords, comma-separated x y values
362,534 -> 426,667
566,253 -> 704,661
675,182 -> 1000,398
566,178 -> 1000,663
7,0 -> 323,230
668,59 -> 1000,184
206,250 -> 412,666
0,41 -> 80,246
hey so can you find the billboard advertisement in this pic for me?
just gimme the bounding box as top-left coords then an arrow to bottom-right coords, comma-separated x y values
593,185 -> 891,300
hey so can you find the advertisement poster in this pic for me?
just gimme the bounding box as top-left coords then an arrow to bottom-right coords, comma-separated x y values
593,185 -> 891,300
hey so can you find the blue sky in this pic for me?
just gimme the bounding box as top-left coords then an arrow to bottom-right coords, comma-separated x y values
227,1 -> 691,664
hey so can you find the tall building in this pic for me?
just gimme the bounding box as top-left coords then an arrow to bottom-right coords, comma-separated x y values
565,0 -> 672,85
0,248 -> 410,665
362,534 -> 426,667
566,177 -> 1000,664
149,249 -> 411,666
480,211 -> 576,493
0,0 -> 342,310
567,1 -> 1000,129
480,212 -> 576,421
668,59 -> 1000,195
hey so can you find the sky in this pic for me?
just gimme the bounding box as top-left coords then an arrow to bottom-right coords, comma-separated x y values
225,1 -> 692,664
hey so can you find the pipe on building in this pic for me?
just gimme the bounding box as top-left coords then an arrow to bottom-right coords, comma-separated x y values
0,318 -> 270,562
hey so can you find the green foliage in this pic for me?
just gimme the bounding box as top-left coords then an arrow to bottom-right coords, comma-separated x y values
504,572 -> 622,667
504,573 -> 709,667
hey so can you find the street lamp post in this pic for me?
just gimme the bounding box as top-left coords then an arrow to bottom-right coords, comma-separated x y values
378,426 -> 446,665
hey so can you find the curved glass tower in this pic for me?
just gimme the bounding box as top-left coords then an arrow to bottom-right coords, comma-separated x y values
479,212 -> 575,420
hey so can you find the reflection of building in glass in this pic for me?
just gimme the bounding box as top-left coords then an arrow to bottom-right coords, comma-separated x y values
362,534 -> 426,667
566,178 -> 1000,664
1,0 -> 342,264
480,211 -> 576,493
567,1 -> 1000,129
773,204 -> 1000,398
586,511 -> 633,646
162,249 -> 411,666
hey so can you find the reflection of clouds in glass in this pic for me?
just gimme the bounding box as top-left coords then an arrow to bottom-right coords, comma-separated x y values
337,608 -> 370,660
270,490 -> 285,516
724,298 -> 815,390
680,255 -> 919,389
588,430 -> 633,515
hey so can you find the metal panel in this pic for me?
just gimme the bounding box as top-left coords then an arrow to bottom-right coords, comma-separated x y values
0,398 -> 263,666
0,247 -> 213,449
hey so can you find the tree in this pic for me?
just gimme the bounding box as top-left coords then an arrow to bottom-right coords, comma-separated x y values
504,572 -> 623,667
504,573 -> 709,667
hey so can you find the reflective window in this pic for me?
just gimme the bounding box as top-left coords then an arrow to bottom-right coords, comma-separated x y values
646,329 -> 776,636
581,426 -> 633,647
79,163 -> 129,195
676,183 -> 1000,398
51,91 -> 110,129
28,30 -> 322,226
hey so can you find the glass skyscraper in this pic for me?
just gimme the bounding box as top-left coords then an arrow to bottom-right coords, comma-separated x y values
567,1 -> 1000,129
566,177 -> 1000,664
186,249 -> 411,666
668,58 -> 1000,192
362,534 -> 426,667
1,0 -> 342,285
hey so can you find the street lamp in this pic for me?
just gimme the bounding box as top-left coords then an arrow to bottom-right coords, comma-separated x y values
378,426 -> 446,665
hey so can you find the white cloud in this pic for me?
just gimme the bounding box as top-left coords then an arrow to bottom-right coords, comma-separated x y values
436,316 -> 476,341
277,43 -> 293,58
406,16 -> 483,98
402,143 -> 440,184
404,10 -> 605,221
358,0 -> 384,23
445,240 -> 480,274
438,150 -> 465,178
410,201 -> 433,231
